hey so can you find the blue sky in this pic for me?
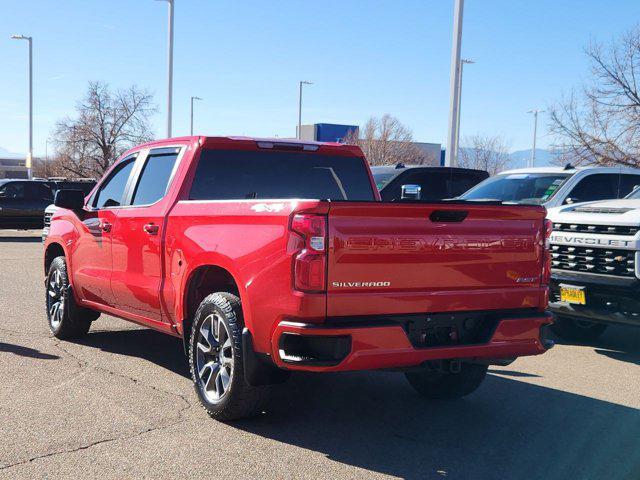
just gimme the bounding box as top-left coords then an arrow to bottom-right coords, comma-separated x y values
2,0 -> 640,156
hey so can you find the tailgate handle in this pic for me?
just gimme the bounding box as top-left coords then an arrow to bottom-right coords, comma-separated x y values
429,210 -> 468,223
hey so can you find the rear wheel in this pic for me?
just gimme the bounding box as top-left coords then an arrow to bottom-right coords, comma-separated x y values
189,292 -> 271,420
550,316 -> 608,342
405,363 -> 488,399
45,256 -> 98,339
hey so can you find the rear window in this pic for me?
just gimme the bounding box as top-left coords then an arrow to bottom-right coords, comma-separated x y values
189,149 -> 376,201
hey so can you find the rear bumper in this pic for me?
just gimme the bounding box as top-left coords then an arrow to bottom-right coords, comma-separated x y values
270,312 -> 554,372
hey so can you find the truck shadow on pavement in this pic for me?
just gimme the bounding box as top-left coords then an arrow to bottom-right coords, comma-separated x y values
0,341 -> 60,359
554,325 -> 640,366
244,371 -> 640,480
72,328 -> 190,378
72,327 -> 639,480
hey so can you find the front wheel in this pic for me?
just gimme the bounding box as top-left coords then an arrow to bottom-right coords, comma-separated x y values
550,316 -> 608,342
405,363 -> 488,399
45,256 -> 98,339
189,292 -> 271,420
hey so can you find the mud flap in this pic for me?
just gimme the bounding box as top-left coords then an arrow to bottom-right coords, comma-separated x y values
242,328 -> 291,386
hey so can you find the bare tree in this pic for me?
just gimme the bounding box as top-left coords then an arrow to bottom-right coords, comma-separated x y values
52,82 -> 156,178
32,155 -> 67,178
549,27 -> 640,167
342,114 -> 432,165
459,134 -> 511,174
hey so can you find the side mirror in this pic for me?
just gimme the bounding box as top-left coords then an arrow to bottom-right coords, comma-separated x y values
54,189 -> 85,211
401,184 -> 421,200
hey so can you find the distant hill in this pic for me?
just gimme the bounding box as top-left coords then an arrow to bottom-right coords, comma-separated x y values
507,149 -> 562,169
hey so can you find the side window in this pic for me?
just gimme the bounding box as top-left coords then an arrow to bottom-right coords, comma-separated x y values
130,148 -> 180,206
618,174 -> 640,198
0,182 -> 26,199
93,158 -> 136,209
565,174 -> 616,204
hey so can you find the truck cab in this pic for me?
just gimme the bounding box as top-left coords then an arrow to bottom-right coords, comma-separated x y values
371,164 -> 488,201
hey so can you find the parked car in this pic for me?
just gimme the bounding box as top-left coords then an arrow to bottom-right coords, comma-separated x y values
41,178 -> 96,241
44,136 -> 553,420
546,187 -> 640,341
0,179 -> 54,229
371,164 -> 489,201
459,166 -> 640,206
47,178 -> 96,195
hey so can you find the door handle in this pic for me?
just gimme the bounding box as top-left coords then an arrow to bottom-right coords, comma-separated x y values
100,221 -> 112,232
144,223 -> 160,235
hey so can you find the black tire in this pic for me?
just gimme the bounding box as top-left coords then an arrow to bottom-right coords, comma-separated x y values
45,256 -> 99,339
550,316 -> 608,342
189,292 -> 271,421
405,363 -> 488,399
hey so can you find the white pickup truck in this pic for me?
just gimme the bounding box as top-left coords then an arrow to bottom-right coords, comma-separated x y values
460,166 -> 640,207
546,190 -> 640,340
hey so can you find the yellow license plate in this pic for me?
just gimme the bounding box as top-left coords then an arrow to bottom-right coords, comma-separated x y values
560,286 -> 586,305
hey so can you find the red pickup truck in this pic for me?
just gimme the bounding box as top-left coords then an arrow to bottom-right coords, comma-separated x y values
44,136 -> 553,420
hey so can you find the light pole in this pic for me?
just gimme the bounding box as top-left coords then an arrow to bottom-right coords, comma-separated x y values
11,34 -> 33,179
157,0 -> 174,138
528,109 -> 544,167
298,80 -> 313,139
190,96 -> 202,136
452,58 -> 474,162
445,0 -> 465,167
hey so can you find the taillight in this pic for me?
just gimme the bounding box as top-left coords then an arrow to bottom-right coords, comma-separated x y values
541,218 -> 553,286
290,214 -> 327,292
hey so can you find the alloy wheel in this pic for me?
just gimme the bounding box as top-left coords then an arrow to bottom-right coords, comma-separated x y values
47,269 -> 65,330
196,313 -> 234,402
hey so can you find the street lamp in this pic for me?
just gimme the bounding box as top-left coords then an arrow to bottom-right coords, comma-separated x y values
445,0 -> 465,167
298,80 -> 313,139
452,58 -> 474,162
190,96 -> 202,136
11,34 -> 33,179
157,0 -> 174,138
527,109 -> 545,167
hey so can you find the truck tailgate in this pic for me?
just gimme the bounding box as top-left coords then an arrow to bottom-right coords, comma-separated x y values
326,202 -> 546,317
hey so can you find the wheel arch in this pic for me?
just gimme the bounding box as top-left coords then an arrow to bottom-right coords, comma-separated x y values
181,264 -> 248,351
44,242 -> 66,275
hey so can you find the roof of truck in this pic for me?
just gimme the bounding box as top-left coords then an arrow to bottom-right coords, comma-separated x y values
136,136 -> 346,148
499,166 -> 640,175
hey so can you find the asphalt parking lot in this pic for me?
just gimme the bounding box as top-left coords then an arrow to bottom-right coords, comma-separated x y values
0,230 -> 638,480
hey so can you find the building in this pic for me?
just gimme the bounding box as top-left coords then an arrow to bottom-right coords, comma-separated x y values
299,123 -> 359,143
299,123 -> 443,165
0,150 -> 28,179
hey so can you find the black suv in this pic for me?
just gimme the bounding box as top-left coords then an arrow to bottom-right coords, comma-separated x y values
371,164 -> 489,202
0,178 -> 96,230
0,180 -> 55,229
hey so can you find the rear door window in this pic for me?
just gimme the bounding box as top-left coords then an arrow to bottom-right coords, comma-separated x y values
617,174 -> 640,198
566,174 -> 617,204
189,149 -> 375,201
28,182 -> 54,201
